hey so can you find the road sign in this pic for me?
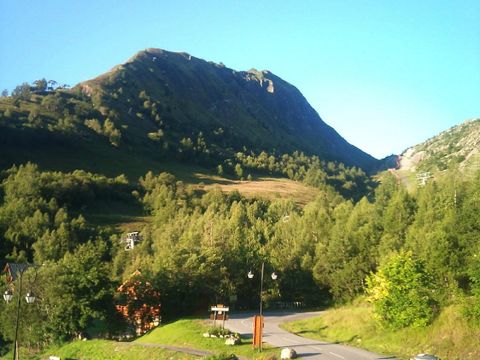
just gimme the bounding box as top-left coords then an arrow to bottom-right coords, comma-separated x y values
210,304 -> 230,328
210,306 -> 230,312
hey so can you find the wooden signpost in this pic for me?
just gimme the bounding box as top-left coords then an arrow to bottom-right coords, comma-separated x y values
253,315 -> 263,350
210,304 -> 229,329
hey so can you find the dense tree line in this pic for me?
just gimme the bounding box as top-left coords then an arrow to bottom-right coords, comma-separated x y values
119,168 -> 480,327
0,164 -> 135,347
0,162 -> 479,351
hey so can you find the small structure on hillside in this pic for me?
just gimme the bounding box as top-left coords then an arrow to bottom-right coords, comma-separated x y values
121,232 -> 142,251
416,172 -> 432,186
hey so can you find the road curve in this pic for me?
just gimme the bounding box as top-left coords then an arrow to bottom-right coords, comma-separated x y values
224,311 -> 396,360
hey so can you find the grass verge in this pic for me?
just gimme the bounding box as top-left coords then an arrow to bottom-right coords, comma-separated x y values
137,318 -> 277,359
281,300 -> 480,360
3,318 -> 279,360
1,340 -> 198,360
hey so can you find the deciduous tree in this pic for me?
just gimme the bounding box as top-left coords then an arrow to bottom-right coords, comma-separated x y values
366,251 -> 436,329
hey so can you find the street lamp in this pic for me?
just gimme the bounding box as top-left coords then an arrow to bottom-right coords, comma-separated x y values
248,261 -> 277,351
3,289 -> 14,302
3,263 -> 37,360
25,292 -> 36,304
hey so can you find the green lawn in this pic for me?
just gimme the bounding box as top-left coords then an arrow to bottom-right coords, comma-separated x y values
2,340 -> 198,360
2,318 -> 278,360
37,340 -> 198,360
281,300 -> 480,360
137,318 -> 277,359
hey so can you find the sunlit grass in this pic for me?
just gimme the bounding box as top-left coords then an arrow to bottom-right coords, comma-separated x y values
195,175 -> 318,206
137,318 -> 277,359
37,339 -> 198,360
2,318 -> 279,360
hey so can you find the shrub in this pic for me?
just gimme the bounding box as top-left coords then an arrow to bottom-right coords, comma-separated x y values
205,327 -> 235,337
366,251 -> 437,329
465,254 -> 480,321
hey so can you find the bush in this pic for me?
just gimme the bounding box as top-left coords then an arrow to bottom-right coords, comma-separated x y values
366,251 -> 437,329
465,254 -> 480,321
204,327 -> 236,338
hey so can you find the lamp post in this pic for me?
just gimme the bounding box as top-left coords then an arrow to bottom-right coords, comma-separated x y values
248,262 -> 277,351
3,264 -> 37,360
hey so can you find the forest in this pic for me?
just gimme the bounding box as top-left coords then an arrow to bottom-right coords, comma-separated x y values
1,159 -> 479,351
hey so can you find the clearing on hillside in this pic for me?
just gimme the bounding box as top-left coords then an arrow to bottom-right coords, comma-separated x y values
193,174 -> 319,206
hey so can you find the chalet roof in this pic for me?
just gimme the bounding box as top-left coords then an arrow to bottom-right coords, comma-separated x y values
3,263 -> 32,282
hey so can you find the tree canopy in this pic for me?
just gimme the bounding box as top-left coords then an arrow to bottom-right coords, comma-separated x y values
0,163 -> 479,350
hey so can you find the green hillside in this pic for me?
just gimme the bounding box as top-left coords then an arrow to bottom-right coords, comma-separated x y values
0,48 -> 379,180
398,118 -> 480,174
78,48 -> 379,170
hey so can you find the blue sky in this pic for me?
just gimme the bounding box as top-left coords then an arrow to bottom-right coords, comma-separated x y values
1,1 -> 478,159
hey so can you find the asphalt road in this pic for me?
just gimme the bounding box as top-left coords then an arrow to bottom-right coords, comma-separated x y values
224,311 -> 396,360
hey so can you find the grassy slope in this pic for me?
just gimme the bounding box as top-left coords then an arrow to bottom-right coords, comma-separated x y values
281,300 -> 480,360
2,318 -> 277,360
195,174 -> 319,206
137,318 -> 276,359
9,340 -> 198,360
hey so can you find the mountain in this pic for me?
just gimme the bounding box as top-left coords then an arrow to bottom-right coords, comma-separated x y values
0,48 -> 379,177
398,118 -> 480,173
79,48 -> 378,167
